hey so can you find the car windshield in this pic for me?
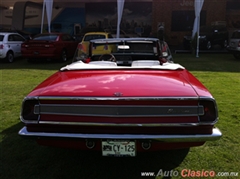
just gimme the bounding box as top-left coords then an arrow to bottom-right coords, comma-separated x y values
200,25 -> 226,33
200,26 -> 213,32
232,32 -> 240,39
73,38 -> 159,63
33,34 -> 58,41
0,35 -> 4,41
84,35 -> 107,41
92,40 -> 157,53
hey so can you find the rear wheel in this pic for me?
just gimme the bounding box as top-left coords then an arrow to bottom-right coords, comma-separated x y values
206,41 -> 212,50
222,39 -> 228,49
27,58 -> 35,63
233,53 -> 240,59
5,51 -> 14,63
60,50 -> 67,62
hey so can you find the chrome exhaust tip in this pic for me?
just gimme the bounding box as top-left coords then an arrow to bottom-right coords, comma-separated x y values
86,140 -> 95,149
142,141 -> 151,150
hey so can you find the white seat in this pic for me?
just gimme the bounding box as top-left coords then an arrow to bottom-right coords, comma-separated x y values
131,60 -> 160,67
89,61 -> 117,66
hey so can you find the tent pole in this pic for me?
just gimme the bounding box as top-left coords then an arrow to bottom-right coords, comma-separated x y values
41,0 -> 45,33
196,16 -> 200,57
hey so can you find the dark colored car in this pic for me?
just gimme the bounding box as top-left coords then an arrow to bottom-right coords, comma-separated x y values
21,33 -> 79,62
183,25 -> 229,50
227,30 -> 240,59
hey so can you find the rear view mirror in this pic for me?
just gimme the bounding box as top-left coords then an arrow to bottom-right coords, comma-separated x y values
118,45 -> 130,50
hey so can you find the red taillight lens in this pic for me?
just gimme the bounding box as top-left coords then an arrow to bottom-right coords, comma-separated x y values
21,44 -> 29,48
238,41 -> 240,47
199,99 -> 218,123
0,44 -> 4,49
78,43 -> 84,50
21,99 -> 39,123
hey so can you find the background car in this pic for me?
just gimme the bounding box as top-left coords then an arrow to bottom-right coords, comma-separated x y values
183,25 -> 229,50
105,29 -> 140,38
19,39 -> 222,156
73,26 -> 105,42
227,30 -> 240,59
21,33 -> 78,62
78,32 -> 113,55
0,32 -> 26,63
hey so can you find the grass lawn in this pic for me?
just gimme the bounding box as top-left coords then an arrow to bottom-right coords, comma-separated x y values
1,54 -> 239,179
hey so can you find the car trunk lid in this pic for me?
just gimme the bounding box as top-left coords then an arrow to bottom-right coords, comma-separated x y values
34,70 -> 200,97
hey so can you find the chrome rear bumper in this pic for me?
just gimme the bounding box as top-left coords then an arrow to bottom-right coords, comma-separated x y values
19,127 -> 222,142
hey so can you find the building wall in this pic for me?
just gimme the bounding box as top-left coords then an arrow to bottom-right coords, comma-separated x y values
152,0 -> 227,46
1,0 -> 239,47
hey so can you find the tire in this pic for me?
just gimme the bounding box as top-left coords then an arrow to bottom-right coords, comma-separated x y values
5,51 -> 14,63
206,41 -> 212,50
60,50 -> 67,62
27,58 -> 35,63
233,53 -> 240,59
222,40 -> 228,49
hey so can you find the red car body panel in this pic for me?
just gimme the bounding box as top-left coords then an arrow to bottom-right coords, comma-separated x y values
21,33 -> 78,60
36,139 -> 205,151
28,69 -> 211,97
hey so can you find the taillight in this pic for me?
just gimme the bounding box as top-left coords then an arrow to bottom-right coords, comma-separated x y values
78,43 -> 84,51
21,44 -> 29,48
238,41 -> 240,47
20,98 -> 39,123
0,44 -> 4,49
79,43 -> 88,53
199,98 -> 218,123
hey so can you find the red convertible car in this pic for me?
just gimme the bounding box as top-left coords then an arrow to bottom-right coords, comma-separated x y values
19,38 -> 221,157
21,33 -> 78,62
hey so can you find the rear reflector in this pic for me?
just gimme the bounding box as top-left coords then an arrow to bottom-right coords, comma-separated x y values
199,99 -> 218,123
21,99 -> 39,123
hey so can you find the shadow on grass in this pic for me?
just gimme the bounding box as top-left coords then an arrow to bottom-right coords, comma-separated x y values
0,57 -> 69,71
1,122 -> 189,179
173,53 -> 240,72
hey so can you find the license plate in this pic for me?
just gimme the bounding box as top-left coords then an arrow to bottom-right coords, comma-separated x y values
102,140 -> 136,157
34,51 -> 39,55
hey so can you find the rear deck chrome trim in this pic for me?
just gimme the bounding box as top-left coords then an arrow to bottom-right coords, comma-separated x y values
38,121 -> 200,127
20,96 -> 218,125
34,104 -> 204,117
18,127 -> 222,142
38,96 -> 200,101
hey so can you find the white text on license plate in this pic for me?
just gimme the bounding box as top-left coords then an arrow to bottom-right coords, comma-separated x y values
102,140 -> 136,157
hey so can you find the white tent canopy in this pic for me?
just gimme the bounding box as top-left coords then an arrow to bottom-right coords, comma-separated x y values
117,0 -> 125,38
41,0 -> 204,48
192,0 -> 204,57
41,0 -> 53,33
41,0 -> 125,35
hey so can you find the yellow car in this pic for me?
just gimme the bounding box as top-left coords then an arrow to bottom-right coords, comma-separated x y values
78,32 -> 114,56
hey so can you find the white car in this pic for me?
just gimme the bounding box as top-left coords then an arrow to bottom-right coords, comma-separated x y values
0,32 -> 26,63
227,30 -> 240,59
